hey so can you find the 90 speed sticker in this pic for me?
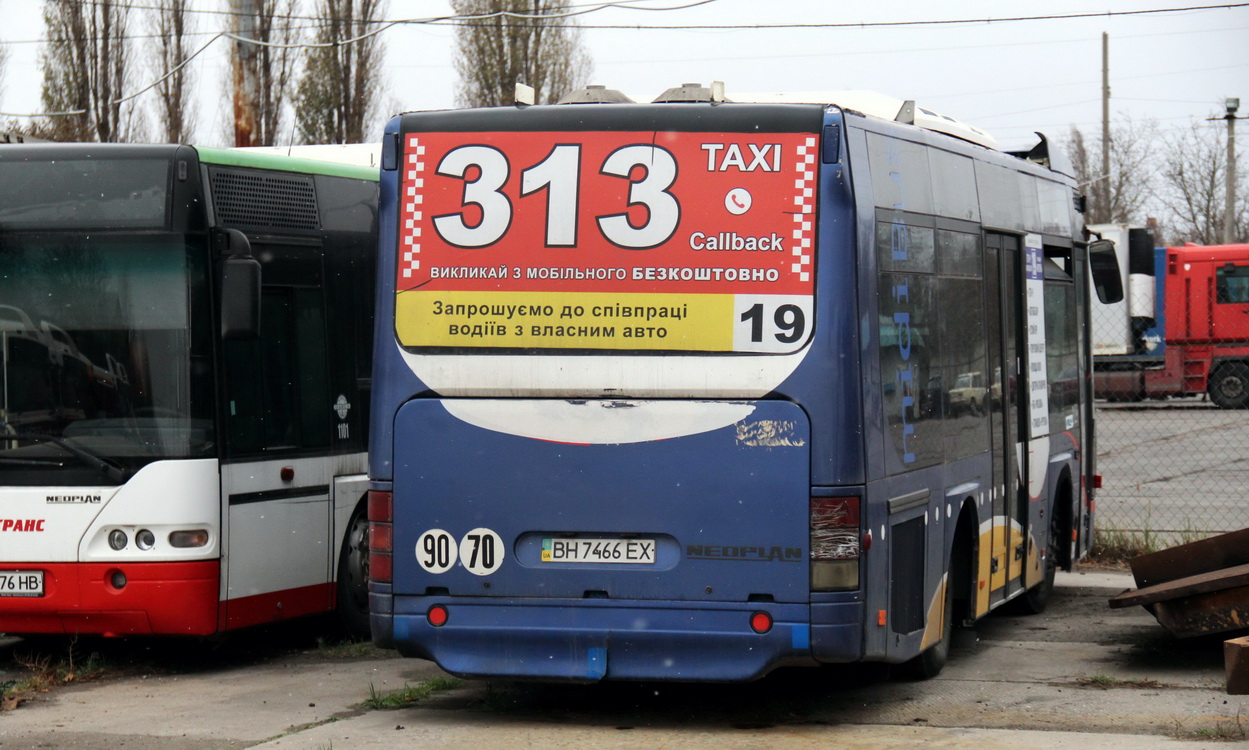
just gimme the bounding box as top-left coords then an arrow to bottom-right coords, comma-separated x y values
416,528 -> 504,576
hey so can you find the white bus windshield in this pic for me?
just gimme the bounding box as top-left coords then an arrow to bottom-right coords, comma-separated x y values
0,236 -> 212,484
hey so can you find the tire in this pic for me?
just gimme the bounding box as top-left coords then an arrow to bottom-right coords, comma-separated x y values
898,566 -> 955,680
1012,496 -> 1063,615
335,501 -> 371,638
1208,363 -> 1249,409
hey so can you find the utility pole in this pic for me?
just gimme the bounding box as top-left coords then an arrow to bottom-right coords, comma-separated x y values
232,0 -> 259,147
1101,32 -> 1111,222
1223,98 -> 1239,245
1210,98 -> 1244,245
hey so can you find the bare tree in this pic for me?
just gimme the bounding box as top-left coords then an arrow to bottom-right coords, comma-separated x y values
230,0 -> 301,146
451,0 -> 592,107
150,0 -> 196,143
1066,115 -> 1157,226
0,42 -> 25,142
0,36 -> 8,105
294,0 -> 387,144
1156,119 -> 1248,245
36,0 -> 140,142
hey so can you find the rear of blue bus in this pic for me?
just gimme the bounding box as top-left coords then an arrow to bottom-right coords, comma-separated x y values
368,101 -> 866,681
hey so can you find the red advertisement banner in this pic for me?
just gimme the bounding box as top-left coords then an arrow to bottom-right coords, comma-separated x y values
397,130 -> 818,296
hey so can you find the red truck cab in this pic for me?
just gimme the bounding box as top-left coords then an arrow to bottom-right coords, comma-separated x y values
1146,244 -> 1249,406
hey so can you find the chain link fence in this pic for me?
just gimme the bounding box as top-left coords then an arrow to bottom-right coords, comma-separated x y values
1094,399 -> 1249,547
1089,233 -> 1249,546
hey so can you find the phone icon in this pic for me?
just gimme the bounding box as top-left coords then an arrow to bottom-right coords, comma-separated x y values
725,188 -> 752,215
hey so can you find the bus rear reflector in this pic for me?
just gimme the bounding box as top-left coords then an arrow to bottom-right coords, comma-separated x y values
368,490 -> 394,584
427,604 -> 449,627
811,496 -> 860,592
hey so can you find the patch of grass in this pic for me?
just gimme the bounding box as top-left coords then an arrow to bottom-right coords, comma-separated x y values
1090,516 -> 1222,568
1172,710 -> 1245,742
361,676 -> 461,710
2,639 -> 109,711
1089,522 -> 1161,565
0,678 -> 21,711
16,641 -> 107,687
1075,675 -> 1163,689
313,636 -> 381,659
1176,520 -> 1214,547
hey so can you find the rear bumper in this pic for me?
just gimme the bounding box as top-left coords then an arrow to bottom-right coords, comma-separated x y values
0,561 -> 219,636
389,596 -> 864,681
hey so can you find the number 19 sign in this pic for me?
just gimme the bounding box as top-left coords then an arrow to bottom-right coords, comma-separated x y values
395,128 -> 819,353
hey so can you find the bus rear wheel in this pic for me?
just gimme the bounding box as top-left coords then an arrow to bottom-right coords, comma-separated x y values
336,501 -> 371,638
1014,532 -> 1058,615
898,567 -> 955,680
1011,489 -> 1065,615
1209,362 -> 1249,409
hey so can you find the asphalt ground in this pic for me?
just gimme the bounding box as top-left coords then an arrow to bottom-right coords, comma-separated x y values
2,568 -> 1245,748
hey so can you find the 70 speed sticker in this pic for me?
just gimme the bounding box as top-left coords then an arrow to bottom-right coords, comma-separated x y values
416,528 -> 504,576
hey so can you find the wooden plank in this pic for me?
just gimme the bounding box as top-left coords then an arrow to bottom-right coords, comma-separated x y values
1108,562 -> 1249,609
1227,635 -> 1249,695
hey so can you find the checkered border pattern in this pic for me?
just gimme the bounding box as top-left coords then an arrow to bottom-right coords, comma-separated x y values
400,134 -> 426,280
791,136 -> 817,283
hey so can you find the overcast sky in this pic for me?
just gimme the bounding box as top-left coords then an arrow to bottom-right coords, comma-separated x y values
0,0 -> 1245,151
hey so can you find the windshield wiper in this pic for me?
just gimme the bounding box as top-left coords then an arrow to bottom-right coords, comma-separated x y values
0,457 -> 68,467
4,431 -> 129,483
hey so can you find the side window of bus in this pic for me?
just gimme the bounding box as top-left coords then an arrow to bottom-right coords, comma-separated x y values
878,217 -> 941,472
224,285 -> 331,454
1044,256 -> 1079,428
866,132 -> 934,215
937,230 -> 989,460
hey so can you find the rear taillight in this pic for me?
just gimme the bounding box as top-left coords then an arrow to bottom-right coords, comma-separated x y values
811,496 -> 860,592
369,490 -> 393,584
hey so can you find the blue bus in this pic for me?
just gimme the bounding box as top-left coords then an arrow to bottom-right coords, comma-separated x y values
366,86 -> 1122,681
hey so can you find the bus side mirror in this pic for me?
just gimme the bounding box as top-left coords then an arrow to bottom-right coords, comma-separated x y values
1088,239 -> 1124,304
216,228 -> 261,341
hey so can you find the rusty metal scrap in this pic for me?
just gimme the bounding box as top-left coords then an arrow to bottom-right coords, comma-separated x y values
1108,528 -> 1249,640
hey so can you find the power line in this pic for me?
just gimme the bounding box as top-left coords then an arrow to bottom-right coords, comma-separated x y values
4,0 -> 1245,119
586,23 -> 1249,68
5,1 -> 1246,46
2,0 -> 650,117
422,2 -> 1249,29
1117,96 -> 1233,105
2,0 -> 718,34
990,114 -> 1227,138
0,0 -> 710,47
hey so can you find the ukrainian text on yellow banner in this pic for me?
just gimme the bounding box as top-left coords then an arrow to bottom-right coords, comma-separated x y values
396,290 -> 734,351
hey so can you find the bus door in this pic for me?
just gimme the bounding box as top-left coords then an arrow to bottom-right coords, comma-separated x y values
985,232 -> 1027,603
220,239 -> 336,629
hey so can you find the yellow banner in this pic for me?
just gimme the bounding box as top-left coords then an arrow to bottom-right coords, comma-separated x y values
396,290 -> 734,350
